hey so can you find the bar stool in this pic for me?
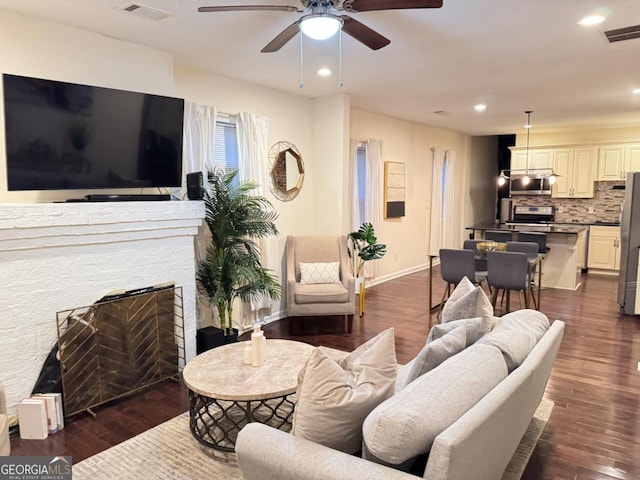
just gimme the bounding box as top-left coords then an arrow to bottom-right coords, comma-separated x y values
485,230 -> 513,243
517,232 -> 549,254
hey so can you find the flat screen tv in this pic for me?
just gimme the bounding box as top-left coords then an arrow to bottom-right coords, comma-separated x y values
3,73 -> 184,191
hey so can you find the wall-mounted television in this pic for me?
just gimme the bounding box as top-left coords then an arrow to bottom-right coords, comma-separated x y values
3,73 -> 184,191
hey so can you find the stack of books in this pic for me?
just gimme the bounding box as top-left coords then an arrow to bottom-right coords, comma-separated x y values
17,393 -> 64,440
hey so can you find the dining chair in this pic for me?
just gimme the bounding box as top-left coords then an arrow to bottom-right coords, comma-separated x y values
506,241 -> 540,309
487,251 -> 529,313
485,230 -> 513,243
438,249 -> 488,317
463,239 -> 488,273
517,232 -> 549,254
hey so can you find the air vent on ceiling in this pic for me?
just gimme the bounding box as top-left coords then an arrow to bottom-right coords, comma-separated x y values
117,3 -> 175,20
603,24 -> 640,43
432,110 -> 451,116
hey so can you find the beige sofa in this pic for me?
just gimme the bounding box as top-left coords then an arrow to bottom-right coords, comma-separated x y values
285,235 -> 355,331
0,383 -> 9,456
236,311 -> 564,480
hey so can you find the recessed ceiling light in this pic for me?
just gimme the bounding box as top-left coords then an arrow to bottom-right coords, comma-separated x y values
317,67 -> 332,77
578,15 -> 605,26
474,104 -> 487,112
633,88 -> 640,94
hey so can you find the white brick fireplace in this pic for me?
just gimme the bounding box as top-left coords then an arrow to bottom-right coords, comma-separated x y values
0,201 -> 205,415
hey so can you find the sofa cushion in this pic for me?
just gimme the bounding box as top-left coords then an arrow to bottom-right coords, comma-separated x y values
441,277 -> 493,323
494,309 -> 550,338
362,343 -> 508,466
292,328 -> 397,454
294,283 -> 349,304
299,261 -> 341,285
427,315 -> 496,346
478,309 -> 550,371
403,325 -> 467,386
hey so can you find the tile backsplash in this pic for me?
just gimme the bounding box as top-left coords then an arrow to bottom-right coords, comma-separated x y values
512,181 -> 625,223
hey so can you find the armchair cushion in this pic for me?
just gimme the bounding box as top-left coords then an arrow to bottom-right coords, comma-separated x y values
294,283 -> 350,304
292,328 -> 397,454
300,262 -> 341,285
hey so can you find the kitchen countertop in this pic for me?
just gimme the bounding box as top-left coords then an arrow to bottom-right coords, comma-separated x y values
466,223 -> 589,234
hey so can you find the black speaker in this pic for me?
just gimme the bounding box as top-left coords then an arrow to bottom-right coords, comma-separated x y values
186,172 -> 205,200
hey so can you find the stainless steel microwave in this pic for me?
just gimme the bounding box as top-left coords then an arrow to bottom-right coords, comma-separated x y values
509,176 -> 552,196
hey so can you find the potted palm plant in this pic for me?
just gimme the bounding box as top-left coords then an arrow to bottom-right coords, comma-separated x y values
196,168 -> 281,342
347,222 -> 387,290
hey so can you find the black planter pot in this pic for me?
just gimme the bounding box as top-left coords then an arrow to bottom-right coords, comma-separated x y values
223,328 -> 239,344
196,326 -> 225,354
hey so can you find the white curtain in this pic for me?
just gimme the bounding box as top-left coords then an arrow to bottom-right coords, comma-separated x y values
183,102 -> 217,329
349,138 -> 361,232
429,147 -> 445,255
443,150 -> 458,248
236,112 -> 271,327
349,138 -> 383,280
364,139 -> 383,280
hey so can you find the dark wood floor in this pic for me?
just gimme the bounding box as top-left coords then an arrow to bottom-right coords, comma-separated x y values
9,269 -> 640,479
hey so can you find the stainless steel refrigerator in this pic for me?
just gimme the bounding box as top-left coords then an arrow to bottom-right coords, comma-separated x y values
618,172 -> 640,314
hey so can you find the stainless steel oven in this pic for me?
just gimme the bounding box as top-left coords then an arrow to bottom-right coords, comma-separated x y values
509,176 -> 552,196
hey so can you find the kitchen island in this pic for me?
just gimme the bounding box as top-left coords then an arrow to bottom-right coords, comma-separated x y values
466,223 -> 588,290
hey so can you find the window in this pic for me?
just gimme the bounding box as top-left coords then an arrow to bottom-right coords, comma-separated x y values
213,117 -> 239,174
356,145 -> 367,225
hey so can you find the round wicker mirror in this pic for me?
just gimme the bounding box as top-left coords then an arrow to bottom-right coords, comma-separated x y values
268,141 -> 304,202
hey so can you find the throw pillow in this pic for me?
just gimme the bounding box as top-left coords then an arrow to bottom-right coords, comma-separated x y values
427,315 -> 496,346
404,325 -> 466,385
441,277 -> 493,323
291,328 -> 397,454
299,262 -> 341,285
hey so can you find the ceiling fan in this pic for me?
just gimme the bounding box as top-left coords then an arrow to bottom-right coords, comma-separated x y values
198,0 -> 443,53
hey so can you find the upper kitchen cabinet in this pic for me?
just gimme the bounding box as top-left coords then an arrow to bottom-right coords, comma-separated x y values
510,148 -> 553,173
552,147 -> 597,198
597,144 -> 640,180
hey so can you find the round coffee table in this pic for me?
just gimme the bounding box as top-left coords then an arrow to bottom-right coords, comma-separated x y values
182,338 -> 313,452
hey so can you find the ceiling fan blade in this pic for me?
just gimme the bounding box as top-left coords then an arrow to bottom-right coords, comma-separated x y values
261,19 -> 302,52
340,15 -> 390,50
198,5 -> 300,13
344,0 -> 442,12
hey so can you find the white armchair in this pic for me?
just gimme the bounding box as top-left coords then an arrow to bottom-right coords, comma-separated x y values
0,383 -> 10,456
286,235 -> 355,332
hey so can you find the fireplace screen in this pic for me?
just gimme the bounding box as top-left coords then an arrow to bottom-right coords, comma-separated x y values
56,285 -> 185,418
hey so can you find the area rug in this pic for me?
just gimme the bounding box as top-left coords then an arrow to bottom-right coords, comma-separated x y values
74,398 -> 553,479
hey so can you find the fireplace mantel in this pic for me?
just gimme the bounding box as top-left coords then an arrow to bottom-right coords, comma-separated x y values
0,201 -> 205,414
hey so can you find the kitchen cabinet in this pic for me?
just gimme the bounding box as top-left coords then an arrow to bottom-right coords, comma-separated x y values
510,149 -> 553,174
597,144 -> 640,180
552,147 -> 597,198
588,225 -> 621,271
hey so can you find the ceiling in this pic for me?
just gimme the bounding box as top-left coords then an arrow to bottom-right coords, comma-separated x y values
1,0 -> 639,136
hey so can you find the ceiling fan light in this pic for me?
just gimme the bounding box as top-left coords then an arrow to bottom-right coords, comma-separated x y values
300,14 -> 341,40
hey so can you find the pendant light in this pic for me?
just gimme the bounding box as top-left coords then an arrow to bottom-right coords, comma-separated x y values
497,110 -> 561,186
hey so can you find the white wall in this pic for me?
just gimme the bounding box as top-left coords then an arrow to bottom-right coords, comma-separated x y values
311,93 -> 350,235
350,109 -> 471,282
174,65 -> 336,320
0,10 -> 176,204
